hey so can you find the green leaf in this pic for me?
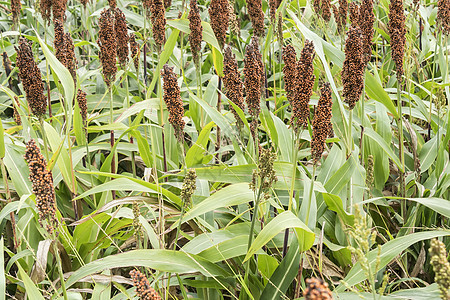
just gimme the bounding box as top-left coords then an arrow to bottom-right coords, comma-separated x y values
197,235 -> 263,263
131,130 -> 153,167
324,156 -> 356,195
65,249 -> 230,288
260,237 -> 300,299
186,121 -> 215,168
43,122 -> 76,193
3,144 -> 32,196
419,134 -> 438,173
173,183 -> 253,228
364,127 -> 404,172
17,264 -> 45,300
322,193 -> 354,226
244,211 -> 315,261
337,230 -> 450,291
365,71 -> 399,119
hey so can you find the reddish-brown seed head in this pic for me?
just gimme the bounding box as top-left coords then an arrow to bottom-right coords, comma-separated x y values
161,64 -> 185,142
150,0 -> 166,51
130,33 -> 140,70
114,8 -> 130,69
247,0 -> 265,37
437,0 -> 450,35
25,139 -> 57,234
360,0 -> 375,65
188,0 -> 203,66
223,46 -> 245,128
98,8 -> 117,87
130,269 -> 162,300
388,0 -> 406,81
304,277 -> 334,299
209,0 -> 230,48
11,0 -> 21,25
339,0 -> 348,30
77,89 -> 87,124
295,40 -> 315,131
244,36 -> 263,138
341,26 -> 364,109
15,37 -> 47,117
322,0 -> 332,22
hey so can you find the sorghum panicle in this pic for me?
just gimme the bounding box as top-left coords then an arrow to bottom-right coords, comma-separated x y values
429,239 -> 450,299
132,201 -> 142,239
150,0 -> 166,51
13,96 -> 22,126
360,0 -> 375,65
188,0 -> 203,66
313,0 -> 321,14
247,0 -> 265,37
332,5 -> 343,34
223,46 -> 245,127
76,89 -> 87,124
40,0 -> 52,23
161,64 -> 185,142
209,0 -> 229,48
130,34 -> 140,70
54,19 -> 77,84
11,0 -> 21,25
130,269 -> 162,300
108,0 -> 116,8
304,278 -> 334,299
244,36 -> 263,138
322,0 -> 332,22
277,12 -> 284,47
229,0 -> 240,36
114,8 -> 130,69
15,37 -> 47,117
366,154 -> 374,189
312,83 -> 333,163
98,8 -> 117,87
388,0 -> 406,81
282,45 -> 298,110
180,169 -> 197,209
339,0 -> 348,29
81,0 -> 89,8
25,139 -> 57,234
349,2 -> 360,26
437,0 -> 450,35
52,0 -> 68,22
250,147 -> 277,193
341,26 -> 364,109
295,40 -> 315,131
269,0 -> 277,22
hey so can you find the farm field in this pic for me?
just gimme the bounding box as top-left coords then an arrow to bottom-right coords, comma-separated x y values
0,0 -> 450,298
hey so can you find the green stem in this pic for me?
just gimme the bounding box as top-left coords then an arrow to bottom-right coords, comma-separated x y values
288,131 -> 299,212
1,159 -> 19,250
305,165 -> 316,227
39,117 -> 50,160
52,240 -> 68,300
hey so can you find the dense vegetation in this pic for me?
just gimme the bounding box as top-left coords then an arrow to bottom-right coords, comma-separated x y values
0,0 -> 449,298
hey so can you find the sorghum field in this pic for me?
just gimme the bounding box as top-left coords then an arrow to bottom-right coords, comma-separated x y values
0,0 -> 450,297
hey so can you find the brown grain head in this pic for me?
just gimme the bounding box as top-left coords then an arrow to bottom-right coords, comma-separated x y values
209,0 -> 230,48
15,37 -> 47,117
11,0 -> 21,25
223,45 -> 245,128
294,40 -> 315,131
339,0 -> 348,30
349,2 -> 360,26
360,0 -> 375,65
321,0 -> 331,22
40,0 -> 52,24
332,4 -> 343,34
188,0 -> 203,66
341,25 -> 364,109
98,8 -> 117,87
108,0 -> 116,8
52,0 -> 68,22
150,0 -> 167,52
277,12 -> 284,47
76,89 -> 87,124
161,64 -> 185,142
388,0 -> 406,81
304,277 -> 334,299
313,0 -> 321,15
114,8 -> 130,69
130,269 -> 162,300
247,0 -> 265,36
13,96 -> 21,126
25,139 -> 57,234
129,33 -> 140,70
437,0 -> 450,35
244,36 -> 263,137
